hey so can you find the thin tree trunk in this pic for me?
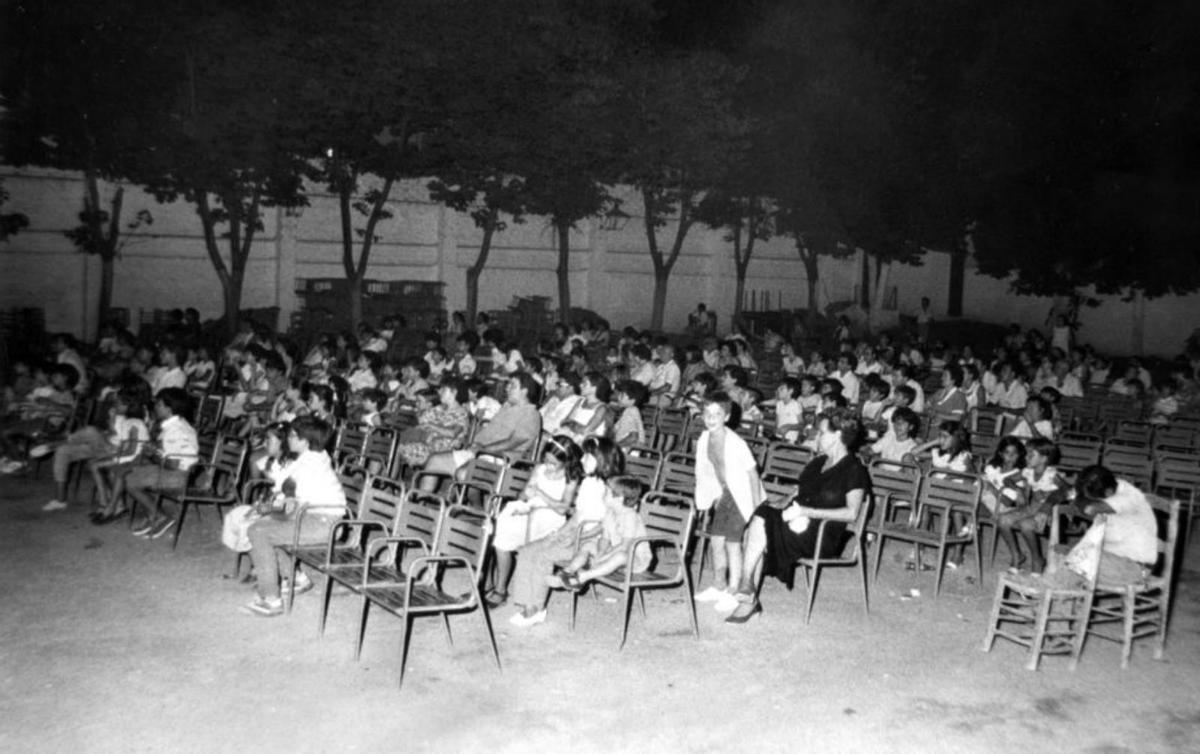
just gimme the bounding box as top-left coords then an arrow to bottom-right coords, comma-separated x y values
555,220 -> 571,324
466,208 -> 499,327
798,239 -> 820,325
732,223 -> 747,322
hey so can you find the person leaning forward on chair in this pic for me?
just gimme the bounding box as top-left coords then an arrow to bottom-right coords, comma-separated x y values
726,407 -> 871,623
1073,464 -> 1158,586
241,415 -> 345,617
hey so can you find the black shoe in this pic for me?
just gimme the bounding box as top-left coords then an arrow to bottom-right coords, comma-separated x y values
725,602 -> 762,624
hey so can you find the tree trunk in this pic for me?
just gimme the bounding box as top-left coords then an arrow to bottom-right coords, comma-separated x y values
348,274 -> 364,332
732,223 -> 747,323
466,208 -> 498,327
555,220 -> 571,324
798,240 -> 820,325
222,273 -> 244,341
99,256 -> 115,324
650,260 -> 670,332
867,258 -> 893,333
948,246 -> 966,317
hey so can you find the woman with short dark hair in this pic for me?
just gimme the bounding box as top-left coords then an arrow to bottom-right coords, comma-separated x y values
727,407 -> 871,623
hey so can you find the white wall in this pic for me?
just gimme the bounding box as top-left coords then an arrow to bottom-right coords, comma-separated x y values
2,166 -> 1198,355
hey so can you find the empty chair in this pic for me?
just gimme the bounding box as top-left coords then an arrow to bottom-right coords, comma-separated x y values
164,434 -> 249,550
872,470 -> 983,597
653,408 -> 690,453
355,504 -> 500,688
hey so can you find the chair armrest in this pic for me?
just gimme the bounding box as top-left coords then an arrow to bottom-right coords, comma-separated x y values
240,478 -> 275,504
289,503 -> 348,551
363,536 -> 432,578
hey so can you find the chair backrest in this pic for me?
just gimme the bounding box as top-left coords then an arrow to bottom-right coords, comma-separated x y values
433,504 -> 492,583
348,477 -> 408,544
362,426 -> 398,473
974,406 -> 1006,437
654,408 -> 690,453
1102,443 -> 1153,490
763,442 -> 813,480
1114,420 -> 1154,444
450,453 -> 508,509
339,465 -> 371,514
919,469 -> 982,513
395,490 -> 445,548
210,436 -> 249,494
197,431 -> 220,466
624,446 -> 662,491
1058,433 -> 1103,477
743,436 -> 770,466
657,452 -> 696,495
868,459 -> 922,508
335,426 -> 369,463
195,395 -> 224,432
1155,458 -> 1200,501
1154,425 -> 1197,451
761,474 -> 796,503
639,491 -> 695,576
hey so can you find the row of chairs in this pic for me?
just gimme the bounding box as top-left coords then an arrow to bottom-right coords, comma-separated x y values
268,465 -> 697,686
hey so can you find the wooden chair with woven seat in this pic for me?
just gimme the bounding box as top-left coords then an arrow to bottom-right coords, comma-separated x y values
164,434 -> 249,550
982,515 -> 1108,671
871,469 -> 983,597
791,485 -> 873,623
566,491 -> 698,649
355,504 -> 499,689
1087,497 -> 1181,668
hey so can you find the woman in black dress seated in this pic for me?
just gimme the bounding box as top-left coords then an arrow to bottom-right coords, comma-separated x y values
727,407 -> 871,622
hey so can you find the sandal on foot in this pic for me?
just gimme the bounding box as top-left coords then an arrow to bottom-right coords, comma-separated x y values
560,572 -> 583,592
484,589 -> 508,608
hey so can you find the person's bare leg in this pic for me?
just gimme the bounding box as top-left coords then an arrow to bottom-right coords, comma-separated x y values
736,516 -> 766,595
709,534 -> 729,590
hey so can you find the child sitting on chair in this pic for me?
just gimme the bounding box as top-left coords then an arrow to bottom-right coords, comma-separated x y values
548,476 -> 651,591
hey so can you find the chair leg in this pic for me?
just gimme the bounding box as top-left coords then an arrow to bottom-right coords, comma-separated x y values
981,580 -> 1005,652
480,602 -> 502,671
618,588 -> 635,650
858,554 -> 870,615
973,533 -> 983,586
1025,592 -> 1053,671
1121,591 -> 1136,669
1068,593 -> 1093,671
318,578 -> 334,638
397,614 -> 414,690
871,534 -> 886,583
354,597 -> 370,661
1154,590 -> 1169,661
441,613 -> 454,647
171,501 -> 188,550
683,569 -> 699,639
569,589 -> 579,632
637,589 -> 647,619
804,564 -> 820,625
933,544 -> 948,597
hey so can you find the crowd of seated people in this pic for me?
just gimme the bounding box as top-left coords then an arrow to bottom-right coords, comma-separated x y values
1,305 -> 1195,626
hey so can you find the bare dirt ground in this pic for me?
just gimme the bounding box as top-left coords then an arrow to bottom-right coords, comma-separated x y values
2,472 -> 1199,754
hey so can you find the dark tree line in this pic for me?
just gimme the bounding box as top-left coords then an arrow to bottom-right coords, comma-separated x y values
3,0 -> 1198,335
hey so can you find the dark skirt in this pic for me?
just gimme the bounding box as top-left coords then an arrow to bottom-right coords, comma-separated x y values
756,503 -> 849,589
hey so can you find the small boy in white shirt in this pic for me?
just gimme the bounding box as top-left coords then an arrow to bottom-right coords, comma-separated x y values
548,476 -> 651,590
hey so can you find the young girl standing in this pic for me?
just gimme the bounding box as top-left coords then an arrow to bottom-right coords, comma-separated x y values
487,435 -> 583,608
507,437 -> 623,627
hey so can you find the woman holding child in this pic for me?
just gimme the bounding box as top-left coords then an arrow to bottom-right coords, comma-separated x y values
726,407 -> 871,623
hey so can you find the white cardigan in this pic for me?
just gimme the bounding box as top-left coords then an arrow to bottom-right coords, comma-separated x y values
694,429 -> 764,520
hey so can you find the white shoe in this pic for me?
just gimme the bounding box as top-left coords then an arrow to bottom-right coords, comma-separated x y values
508,609 -> 547,627
713,591 -> 740,613
694,586 -> 727,603
29,444 -> 53,459
42,500 -> 68,512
